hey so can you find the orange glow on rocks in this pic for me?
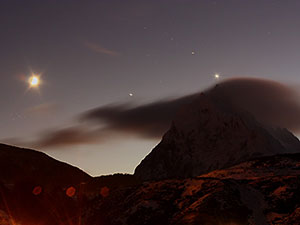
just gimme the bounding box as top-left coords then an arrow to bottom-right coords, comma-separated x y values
32,186 -> 42,195
66,186 -> 76,197
100,186 -> 110,198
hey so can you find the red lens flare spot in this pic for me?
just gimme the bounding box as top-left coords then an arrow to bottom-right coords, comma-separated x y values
32,186 -> 42,195
66,186 -> 76,197
100,186 -> 110,198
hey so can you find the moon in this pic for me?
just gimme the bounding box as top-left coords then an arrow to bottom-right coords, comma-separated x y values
28,75 -> 40,87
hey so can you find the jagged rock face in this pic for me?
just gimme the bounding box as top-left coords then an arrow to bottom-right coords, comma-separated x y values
85,154 -> 300,225
135,93 -> 300,181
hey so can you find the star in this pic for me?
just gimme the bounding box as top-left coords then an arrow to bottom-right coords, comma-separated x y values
214,74 -> 220,79
191,51 -> 195,55
129,93 -> 133,97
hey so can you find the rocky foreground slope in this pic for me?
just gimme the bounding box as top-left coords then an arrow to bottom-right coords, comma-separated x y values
85,153 -> 300,225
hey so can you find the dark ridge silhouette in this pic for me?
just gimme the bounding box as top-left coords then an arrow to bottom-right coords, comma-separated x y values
84,173 -> 141,194
0,144 -> 93,224
0,144 -> 141,225
0,143 -> 91,186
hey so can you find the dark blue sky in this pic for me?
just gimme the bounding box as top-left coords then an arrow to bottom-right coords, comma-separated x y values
1,0 -> 300,175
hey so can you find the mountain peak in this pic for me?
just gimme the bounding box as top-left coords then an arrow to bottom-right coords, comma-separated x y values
134,91 -> 300,180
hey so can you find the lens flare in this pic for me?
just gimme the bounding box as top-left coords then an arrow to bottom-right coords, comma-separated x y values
66,186 -> 76,197
32,186 -> 42,195
100,186 -> 110,197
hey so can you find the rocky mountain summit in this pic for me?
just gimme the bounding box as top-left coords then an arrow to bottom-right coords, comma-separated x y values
135,89 -> 300,180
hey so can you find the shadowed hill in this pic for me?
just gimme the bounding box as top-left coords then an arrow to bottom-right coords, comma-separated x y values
0,143 -> 91,187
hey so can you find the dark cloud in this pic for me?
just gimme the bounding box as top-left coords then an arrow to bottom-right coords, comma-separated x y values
32,127 -> 102,149
80,95 -> 199,138
25,95 -> 199,149
17,77 -> 300,149
206,77 -> 300,132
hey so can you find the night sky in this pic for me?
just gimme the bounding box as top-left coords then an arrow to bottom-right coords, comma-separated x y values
1,0 -> 300,176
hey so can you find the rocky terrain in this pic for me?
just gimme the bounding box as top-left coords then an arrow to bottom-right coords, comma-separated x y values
0,146 -> 300,224
85,153 -> 300,225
